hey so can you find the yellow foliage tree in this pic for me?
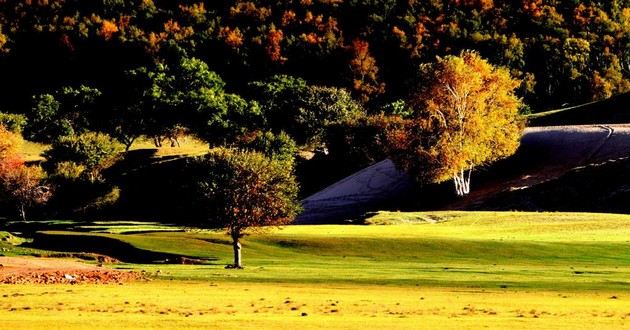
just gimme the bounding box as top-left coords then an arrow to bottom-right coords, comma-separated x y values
395,51 -> 524,196
0,124 -> 21,159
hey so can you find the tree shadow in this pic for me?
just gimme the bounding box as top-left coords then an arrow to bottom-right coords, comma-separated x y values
23,232 -> 219,264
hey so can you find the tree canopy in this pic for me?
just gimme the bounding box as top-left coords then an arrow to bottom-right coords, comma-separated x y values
188,148 -> 301,268
0,0 -> 628,116
390,51 -> 524,196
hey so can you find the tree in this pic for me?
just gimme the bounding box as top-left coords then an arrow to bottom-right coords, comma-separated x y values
0,125 -> 51,221
119,56 -> 261,148
294,86 -> 365,146
0,162 -> 51,221
249,75 -> 364,147
44,132 -> 122,183
349,38 -> 386,103
26,86 -> 102,142
327,114 -> 406,171
395,51 -> 524,196
188,148 -> 301,268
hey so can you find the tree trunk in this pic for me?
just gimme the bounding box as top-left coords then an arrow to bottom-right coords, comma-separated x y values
452,166 -> 473,197
18,203 -> 26,221
153,136 -> 162,147
124,137 -> 136,151
232,239 -> 242,268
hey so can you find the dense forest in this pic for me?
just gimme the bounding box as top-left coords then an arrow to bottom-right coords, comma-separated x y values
0,0 -> 629,115
0,0 -> 628,221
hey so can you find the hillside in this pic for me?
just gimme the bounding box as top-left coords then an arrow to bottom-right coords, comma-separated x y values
298,124 -> 630,222
1,1 -> 629,113
442,124 -> 630,211
528,92 -> 630,126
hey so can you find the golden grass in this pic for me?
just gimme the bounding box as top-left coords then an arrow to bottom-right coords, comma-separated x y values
362,211 -> 630,241
1,281 -> 629,329
128,136 -> 209,158
19,140 -> 48,162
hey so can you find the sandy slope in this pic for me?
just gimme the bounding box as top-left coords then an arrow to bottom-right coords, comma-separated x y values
296,125 -> 630,223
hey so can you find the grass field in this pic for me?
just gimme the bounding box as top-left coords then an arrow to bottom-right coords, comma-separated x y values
2,211 -> 630,328
17,135 -> 210,164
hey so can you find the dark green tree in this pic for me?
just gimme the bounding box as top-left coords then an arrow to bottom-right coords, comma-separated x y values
187,148 -> 301,268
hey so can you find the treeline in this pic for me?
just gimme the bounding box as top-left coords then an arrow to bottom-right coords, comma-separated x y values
0,0 -> 629,115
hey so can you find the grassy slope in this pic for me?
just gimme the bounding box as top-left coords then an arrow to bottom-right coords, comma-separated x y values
17,135 -> 209,164
7,211 -> 630,291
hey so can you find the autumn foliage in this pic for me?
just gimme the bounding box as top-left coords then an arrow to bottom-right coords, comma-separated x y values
391,51 -> 524,196
0,126 -> 51,221
1,0 -> 628,113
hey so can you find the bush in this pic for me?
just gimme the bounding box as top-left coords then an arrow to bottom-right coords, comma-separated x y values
0,112 -> 27,133
45,132 -> 122,182
234,131 -> 297,165
52,161 -> 86,181
0,125 -> 21,159
326,114 -> 406,170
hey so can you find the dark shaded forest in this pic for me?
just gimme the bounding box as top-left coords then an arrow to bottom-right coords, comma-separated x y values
0,0 -> 629,116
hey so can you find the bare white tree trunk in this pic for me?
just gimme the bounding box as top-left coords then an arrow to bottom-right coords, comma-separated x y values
453,172 -> 463,196
452,166 -> 473,197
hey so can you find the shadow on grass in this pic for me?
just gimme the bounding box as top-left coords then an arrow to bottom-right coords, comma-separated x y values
24,232 -> 219,265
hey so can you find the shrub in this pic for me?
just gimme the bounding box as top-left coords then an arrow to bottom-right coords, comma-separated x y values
45,132 -> 122,182
234,131 -> 297,165
0,125 -> 21,159
0,112 -> 27,133
52,161 -> 86,181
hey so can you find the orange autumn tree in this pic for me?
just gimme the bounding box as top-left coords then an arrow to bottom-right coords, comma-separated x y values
395,51 -> 524,196
0,125 -> 51,221
349,39 -> 385,103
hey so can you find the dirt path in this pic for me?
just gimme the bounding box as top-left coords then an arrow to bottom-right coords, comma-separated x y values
0,257 -> 144,284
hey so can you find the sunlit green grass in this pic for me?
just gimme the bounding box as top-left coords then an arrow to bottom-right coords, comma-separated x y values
4,211 -> 630,328
5,211 -> 629,291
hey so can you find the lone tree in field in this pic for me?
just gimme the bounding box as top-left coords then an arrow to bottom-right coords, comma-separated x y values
189,148 -> 301,268
391,51 -> 524,196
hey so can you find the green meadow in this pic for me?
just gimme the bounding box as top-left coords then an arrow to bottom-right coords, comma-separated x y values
2,211 -> 630,328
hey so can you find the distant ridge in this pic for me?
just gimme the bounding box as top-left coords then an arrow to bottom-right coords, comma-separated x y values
528,92 -> 630,126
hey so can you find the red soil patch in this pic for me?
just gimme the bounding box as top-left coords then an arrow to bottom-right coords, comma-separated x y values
0,257 -> 145,284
